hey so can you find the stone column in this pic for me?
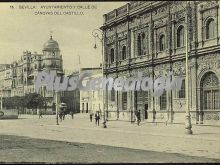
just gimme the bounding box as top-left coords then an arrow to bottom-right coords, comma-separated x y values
197,88 -> 203,124
127,90 -> 131,121
217,2 -> 219,45
130,30 -> 135,58
116,89 -> 119,120
190,59 -> 198,124
198,8 -> 203,48
130,90 -> 134,122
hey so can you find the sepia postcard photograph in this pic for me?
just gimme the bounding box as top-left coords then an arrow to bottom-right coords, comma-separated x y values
0,0 -> 220,164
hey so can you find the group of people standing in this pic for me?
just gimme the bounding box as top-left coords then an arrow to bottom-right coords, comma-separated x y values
59,110 -> 74,122
90,111 -> 100,126
89,110 -> 141,126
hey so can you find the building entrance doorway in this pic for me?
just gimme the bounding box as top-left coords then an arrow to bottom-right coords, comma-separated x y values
144,104 -> 148,119
200,72 -> 220,122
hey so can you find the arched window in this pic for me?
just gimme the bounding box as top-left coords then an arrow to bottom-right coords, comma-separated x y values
137,34 -> 142,56
122,92 -> 127,110
206,18 -> 215,39
201,72 -> 219,110
122,46 -> 126,60
110,48 -> 114,63
177,26 -> 185,47
178,79 -> 185,98
159,35 -> 165,51
111,88 -> 115,102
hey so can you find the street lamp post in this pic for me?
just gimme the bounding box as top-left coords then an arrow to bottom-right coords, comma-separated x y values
0,86 -> 3,110
55,91 -> 59,125
184,1 -> 193,134
92,29 -> 107,128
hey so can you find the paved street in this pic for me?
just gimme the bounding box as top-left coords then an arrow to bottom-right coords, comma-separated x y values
0,134 -> 218,163
0,114 -> 220,163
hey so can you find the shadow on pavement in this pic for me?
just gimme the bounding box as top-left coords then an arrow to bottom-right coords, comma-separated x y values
0,134 -> 219,163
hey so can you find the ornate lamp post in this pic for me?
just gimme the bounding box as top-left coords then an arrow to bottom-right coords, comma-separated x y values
55,91 -> 59,125
0,86 -> 3,110
173,1 -> 194,134
183,1 -> 193,134
92,29 -> 107,128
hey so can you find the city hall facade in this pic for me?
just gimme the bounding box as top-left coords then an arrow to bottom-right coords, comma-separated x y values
101,1 -> 220,125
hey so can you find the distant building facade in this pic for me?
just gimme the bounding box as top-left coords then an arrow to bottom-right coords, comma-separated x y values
61,71 -> 80,114
80,67 -> 103,114
101,1 -> 220,125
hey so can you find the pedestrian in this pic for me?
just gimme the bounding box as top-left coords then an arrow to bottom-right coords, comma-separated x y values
59,112 -> 63,122
136,110 -> 141,126
95,112 -> 98,125
62,112 -> 65,121
90,112 -> 93,122
97,112 -> 100,126
39,110 -> 43,119
70,111 -> 74,119
62,108 -> 66,121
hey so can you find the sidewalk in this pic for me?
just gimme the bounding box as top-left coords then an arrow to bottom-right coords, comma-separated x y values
39,113 -> 220,141
1,114 -> 220,159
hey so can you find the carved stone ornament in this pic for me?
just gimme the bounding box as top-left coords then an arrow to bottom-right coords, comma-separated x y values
200,2 -> 219,12
153,6 -> 167,16
198,54 -> 220,71
154,18 -> 168,28
106,35 -> 115,45
118,22 -> 127,30
170,1 -> 185,13
202,8 -> 217,20
215,61 -> 220,69
175,10 -> 186,20
118,31 -> 127,40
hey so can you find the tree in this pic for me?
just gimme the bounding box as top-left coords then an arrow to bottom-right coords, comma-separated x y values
23,93 -> 47,110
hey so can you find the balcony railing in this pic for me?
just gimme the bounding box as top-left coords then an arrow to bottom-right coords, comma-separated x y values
106,10 -> 115,22
117,4 -> 128,18
105,2 -> 152,22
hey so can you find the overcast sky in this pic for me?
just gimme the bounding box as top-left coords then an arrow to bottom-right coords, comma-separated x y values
0,2 -> 127,72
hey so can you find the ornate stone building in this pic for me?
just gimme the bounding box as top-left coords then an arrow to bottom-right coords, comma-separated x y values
0,36 -> 64,114
101,1 -> 220,125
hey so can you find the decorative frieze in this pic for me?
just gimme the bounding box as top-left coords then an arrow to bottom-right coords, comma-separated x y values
118,31 -> 127,40
106,35 -> 115,45
172,61 -> 186,76
170,1 -> 185,13
174,10 -> 186,21
154,17 -> 168,29
204,113 -> 220,121
199,2 -> 219,13
117,22 -> 127,31
154,64 -> 170,78
202,8 -> 218,20
197,54 -> 220,71
152,6 -> 167,16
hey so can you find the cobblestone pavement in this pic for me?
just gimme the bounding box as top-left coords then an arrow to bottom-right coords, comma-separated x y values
0,114 -> 220,161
